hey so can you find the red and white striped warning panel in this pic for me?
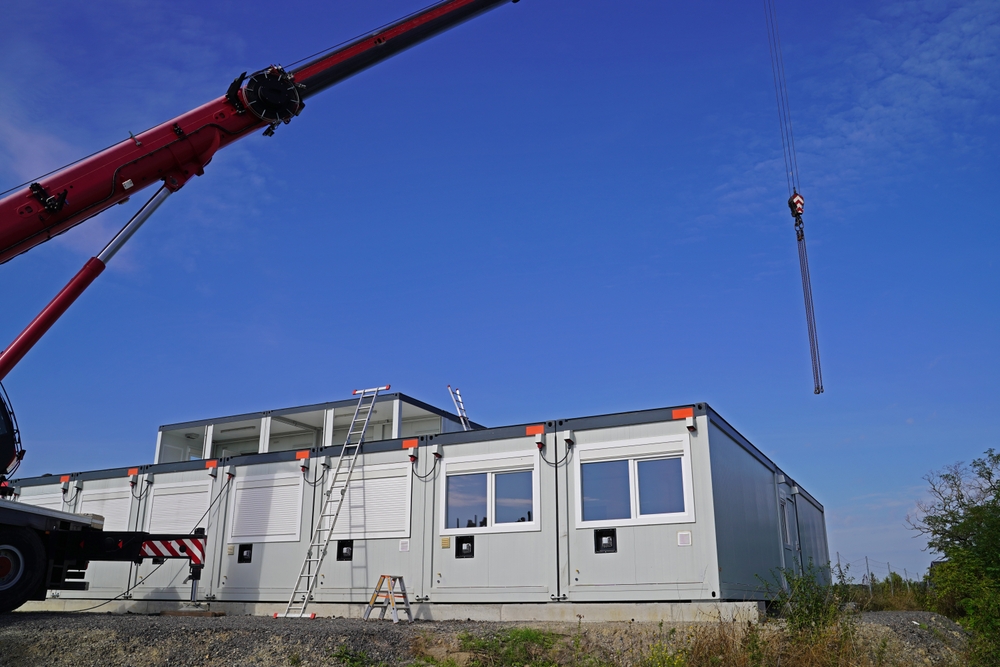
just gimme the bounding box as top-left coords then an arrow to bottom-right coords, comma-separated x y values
789,193 -> 805,215
140,538 -> 205,565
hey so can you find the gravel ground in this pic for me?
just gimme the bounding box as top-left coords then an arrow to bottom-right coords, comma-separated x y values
859,611 -> 968,666
0,613 -> 433,667
0,610 -> 970,666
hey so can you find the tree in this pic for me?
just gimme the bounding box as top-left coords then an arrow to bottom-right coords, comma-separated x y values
910,448 -> 1000,666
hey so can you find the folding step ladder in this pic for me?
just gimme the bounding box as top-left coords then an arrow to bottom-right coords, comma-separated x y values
447,385 -> 471,431
363,575 -> 412,623
279,385 -> 389,618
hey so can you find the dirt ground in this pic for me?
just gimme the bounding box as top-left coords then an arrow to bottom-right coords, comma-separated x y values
0,610 -> 968,666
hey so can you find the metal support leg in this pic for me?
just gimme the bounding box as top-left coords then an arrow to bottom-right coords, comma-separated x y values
0,187 -> 171,382
189,564 -> 203,602
97,186 -> 171,263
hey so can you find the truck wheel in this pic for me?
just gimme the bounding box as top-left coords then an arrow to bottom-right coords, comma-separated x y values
0,527 -> 45,614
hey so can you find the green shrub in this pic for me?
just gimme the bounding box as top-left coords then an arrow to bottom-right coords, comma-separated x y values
763,560 -> 842,636
912,448 -> 1000,667
641,641 -> 686,667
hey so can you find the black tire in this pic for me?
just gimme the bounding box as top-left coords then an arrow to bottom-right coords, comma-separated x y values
0,527 -> 46,614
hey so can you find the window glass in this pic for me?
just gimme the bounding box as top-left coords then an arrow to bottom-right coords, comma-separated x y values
581,460 -> 630,521
446,473 -> 487,529
780,501 -> 792,545
494,471 -> 533,523
637,457 -> 685,515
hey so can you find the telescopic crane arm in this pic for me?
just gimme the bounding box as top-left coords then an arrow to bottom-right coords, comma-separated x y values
0,0 -> 517,476
0,0 -> 515,265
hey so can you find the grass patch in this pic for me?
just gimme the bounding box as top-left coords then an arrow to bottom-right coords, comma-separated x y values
459,627 -> 560,667
418,616 -> 962,667
329,645 -> 386,667
678,619 -> 918,667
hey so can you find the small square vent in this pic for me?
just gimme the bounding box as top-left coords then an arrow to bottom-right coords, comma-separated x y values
677,531 -> 692,547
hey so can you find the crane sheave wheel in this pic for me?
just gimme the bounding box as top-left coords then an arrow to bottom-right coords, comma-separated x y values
241,67 -> 301,124
0,527 -> 45,614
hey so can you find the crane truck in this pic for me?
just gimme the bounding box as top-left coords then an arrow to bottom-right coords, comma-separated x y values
0,0 -> 519,614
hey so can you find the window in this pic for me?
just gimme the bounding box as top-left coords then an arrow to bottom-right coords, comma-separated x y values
446,473 -> 487,529
79,489 -> 132,532
581,460 -> 630,521
495,471 -> 532,524
18,492 -> 64,511
229,473 -> 304,543
147,482 -> 210,533
780,500 -> 792,546
637,457 -> 684,515
441,451 -> 540,534
575,435 -> 694,528
329,462 -> 411,540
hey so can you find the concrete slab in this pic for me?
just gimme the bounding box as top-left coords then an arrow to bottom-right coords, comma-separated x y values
19,599 -> 763,623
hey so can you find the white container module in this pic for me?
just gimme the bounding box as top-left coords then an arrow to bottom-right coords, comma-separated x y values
11,396 -> 828,607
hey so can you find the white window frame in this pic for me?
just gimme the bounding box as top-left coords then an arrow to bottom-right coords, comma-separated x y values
779,500 -> 793,547
144,481 -> 212,533
574,434 -> 695,529
440,450 -> 541,536
328,461 -> 412,540
228,472 -> 305,544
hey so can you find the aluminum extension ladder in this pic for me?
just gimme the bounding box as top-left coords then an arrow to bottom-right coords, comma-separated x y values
447,385 -> 471,431
363,574 -> 412,623
280,385 -> 389,618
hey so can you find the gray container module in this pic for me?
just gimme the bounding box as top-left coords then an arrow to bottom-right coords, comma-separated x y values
12,398 -> 828,606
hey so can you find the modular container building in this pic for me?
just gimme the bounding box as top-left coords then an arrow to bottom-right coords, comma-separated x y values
10,396 -> 828,612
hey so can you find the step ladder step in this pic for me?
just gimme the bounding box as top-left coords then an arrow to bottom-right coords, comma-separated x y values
362,575 -> 412,624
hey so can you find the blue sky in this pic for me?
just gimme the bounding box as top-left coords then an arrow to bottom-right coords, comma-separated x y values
1,0 -> 997,578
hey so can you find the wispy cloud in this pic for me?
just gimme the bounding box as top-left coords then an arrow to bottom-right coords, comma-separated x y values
0,2 -> 252,264
809,0 -> 1000,178
0,118 -> 78,188
711,0 -> 1000,225
827,481 -> 939,575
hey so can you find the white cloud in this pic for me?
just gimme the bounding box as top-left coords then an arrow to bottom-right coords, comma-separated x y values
710,0 -> 1000,225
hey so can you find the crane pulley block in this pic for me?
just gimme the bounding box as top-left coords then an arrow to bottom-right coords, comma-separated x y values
789,193 -> 804,216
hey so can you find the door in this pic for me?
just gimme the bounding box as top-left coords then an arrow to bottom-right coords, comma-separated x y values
778,496 -> 802,575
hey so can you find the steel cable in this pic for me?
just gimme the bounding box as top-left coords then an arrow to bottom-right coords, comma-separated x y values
764,0 -> 824,394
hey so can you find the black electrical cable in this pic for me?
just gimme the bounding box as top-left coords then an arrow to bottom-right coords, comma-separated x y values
130,479 -> 151,501
68,558 -> 169,614
303,464 -> 328,487
71,475 -> 233,613
539,445 -> 572,468
412,456 -> 440,481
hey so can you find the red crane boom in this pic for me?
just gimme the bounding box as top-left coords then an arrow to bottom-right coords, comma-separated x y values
0,0 -> 518,475
0,0 -> 514,265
